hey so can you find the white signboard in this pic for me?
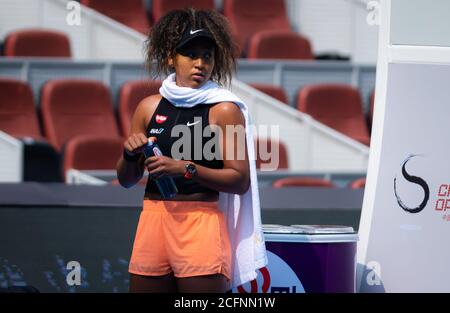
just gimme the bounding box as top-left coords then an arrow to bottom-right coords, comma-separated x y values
358,62 -> 450,292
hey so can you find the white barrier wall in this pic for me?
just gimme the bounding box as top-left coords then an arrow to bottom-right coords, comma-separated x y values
65,169 -> 108,185
0,131 -> 23,182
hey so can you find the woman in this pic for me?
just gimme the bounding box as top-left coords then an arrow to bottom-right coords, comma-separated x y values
116,8 -> 267,293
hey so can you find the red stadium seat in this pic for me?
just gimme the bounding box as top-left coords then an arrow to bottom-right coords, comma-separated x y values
40,79 -> 120,151
297,84 -> 371,146
63,135 -> 124,175
247,30 -> 313,60
223,0 -> 291,54
119,80 -> 162,137
152,0 -> 215,23
349,177 -> 366,189
0,79 -> 63,182
0,79 -> 42,139
4,29 -> 71,58
255,137 -> 288,170
273,177 -> 335,188
81,0 -> 151,34
250,83 -> 288,104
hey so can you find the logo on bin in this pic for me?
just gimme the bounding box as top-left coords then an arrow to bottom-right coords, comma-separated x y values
394,155 -> 430,214
234,251 -> 304,293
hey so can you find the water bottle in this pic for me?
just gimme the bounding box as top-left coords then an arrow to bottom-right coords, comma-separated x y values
142,137 -> 178,199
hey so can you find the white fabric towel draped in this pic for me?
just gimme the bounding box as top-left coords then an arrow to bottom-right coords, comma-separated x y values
159,73 -> 268,287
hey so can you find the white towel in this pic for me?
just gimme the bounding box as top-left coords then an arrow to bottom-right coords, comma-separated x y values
160,73 -> 268,287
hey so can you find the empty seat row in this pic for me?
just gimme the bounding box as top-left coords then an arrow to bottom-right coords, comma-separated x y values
1,77 -> 372,154
253,84 -> 369,188
2,0 -> 313,59
0,78 -> 288,182
2,29 -> 71,58
1,77 -> 372,167
0,78 -> 162,145
0,78 -> 65,181
252,83 -> 374,146
2,78 -> 372,151
1,27 -> 312,61
0,78 -> 157,181
298,84 -> 371,146
80,0 -> 314,59
247,30 -> 313,60
1,77 -> 368,188
41,79 -> 120,151
80,0 -> 292,39
223,0 -> 314,59
80,0 -> 215,34
0,79 -> 42,139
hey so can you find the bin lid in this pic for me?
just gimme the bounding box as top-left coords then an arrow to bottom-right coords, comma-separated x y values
262,225 -> 299,233
263,224 -> 358,243
290,225 -> 355,234
263,224 -> 355,234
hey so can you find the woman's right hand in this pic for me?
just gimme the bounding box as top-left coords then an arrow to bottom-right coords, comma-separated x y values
124,133 -> 149,156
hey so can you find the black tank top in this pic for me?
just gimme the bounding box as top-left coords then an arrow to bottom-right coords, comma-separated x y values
144,97 -> 224,195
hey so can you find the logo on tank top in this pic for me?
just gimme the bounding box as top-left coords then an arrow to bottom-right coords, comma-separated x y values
187,120 -> 201,127
149,128 -> 164,134
155,115 -> 167,124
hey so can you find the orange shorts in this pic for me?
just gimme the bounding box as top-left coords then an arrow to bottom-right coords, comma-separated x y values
128,200 -> 232,280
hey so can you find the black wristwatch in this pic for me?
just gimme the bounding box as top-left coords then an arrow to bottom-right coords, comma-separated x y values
184,163 -> 197,179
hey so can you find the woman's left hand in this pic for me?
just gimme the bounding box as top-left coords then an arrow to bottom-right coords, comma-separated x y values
144,156 -> 185,180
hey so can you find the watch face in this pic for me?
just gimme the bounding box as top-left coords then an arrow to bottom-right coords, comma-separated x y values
186,163 -> 196,174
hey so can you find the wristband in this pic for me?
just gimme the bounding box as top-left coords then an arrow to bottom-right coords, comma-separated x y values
123,149 -> 141,162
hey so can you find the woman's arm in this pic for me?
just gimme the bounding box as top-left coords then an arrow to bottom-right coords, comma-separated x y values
145,101 -> 250,195
116,95 -> 161,188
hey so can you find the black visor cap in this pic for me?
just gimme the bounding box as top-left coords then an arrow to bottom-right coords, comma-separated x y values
175,27 -> 215,51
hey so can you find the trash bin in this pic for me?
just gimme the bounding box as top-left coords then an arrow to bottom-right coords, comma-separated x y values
234,225 -> 358,293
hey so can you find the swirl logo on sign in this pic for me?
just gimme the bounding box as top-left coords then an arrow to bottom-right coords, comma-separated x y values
394,155 -> 430,214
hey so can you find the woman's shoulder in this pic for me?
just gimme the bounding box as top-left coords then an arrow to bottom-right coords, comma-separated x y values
134,94 -> 162,117
209,101 -> 244,125
131,94 -> 163,131
138,94 -> 162,110
210,101 -> 243,115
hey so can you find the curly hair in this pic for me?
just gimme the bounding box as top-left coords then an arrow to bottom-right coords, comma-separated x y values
145,8 -> 237,86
